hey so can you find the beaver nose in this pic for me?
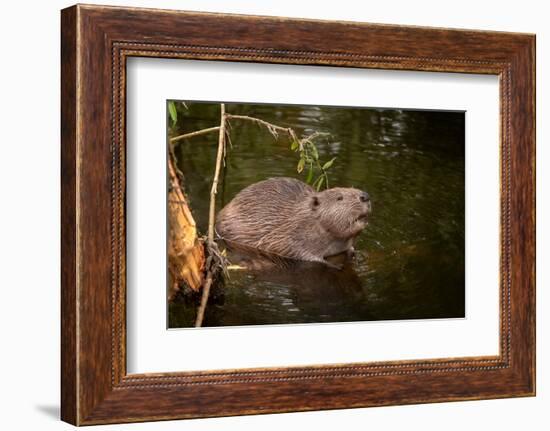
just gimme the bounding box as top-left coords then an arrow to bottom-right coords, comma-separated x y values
360,192 -> 370,203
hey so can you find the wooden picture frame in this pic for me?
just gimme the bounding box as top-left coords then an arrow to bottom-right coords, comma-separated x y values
61,4 -> 535,425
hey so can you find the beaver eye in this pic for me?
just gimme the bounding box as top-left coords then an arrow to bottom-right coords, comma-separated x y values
337,196 -> 343,201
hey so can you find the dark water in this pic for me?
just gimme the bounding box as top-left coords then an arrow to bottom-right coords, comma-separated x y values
169,101 -> 465,328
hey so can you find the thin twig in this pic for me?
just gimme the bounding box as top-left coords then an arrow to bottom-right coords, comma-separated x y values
224,114 -> 293,139
226,114 -> 328,154
170,126 -> 221,143
300,131 -> 330,145
195,273 -> 214,325
195,104 -> 226,327
208,105 -> 226,244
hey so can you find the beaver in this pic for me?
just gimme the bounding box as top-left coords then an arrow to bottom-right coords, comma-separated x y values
215,177 -> 371,269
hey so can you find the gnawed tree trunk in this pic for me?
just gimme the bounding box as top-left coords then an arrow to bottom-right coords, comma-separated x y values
168,157 -> 205,301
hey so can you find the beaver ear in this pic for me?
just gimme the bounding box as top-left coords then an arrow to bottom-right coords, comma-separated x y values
310,195 -> 320,210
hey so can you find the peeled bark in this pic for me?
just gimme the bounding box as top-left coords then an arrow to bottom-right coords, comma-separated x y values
167,157 -> 205,301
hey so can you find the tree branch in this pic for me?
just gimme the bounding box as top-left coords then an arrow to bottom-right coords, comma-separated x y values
170,126 -> 221,144
195,104 -> 227,327
224,114 -> 297,141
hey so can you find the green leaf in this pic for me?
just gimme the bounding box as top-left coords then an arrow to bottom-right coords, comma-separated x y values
316,176 -> 325,191
297,158 -> 305,173
306,165 -> 314,183
168,101 -> 178,125
322,157 -> 336,171
310,144 -> 319,160
290,140 -> 299,151
313,175 -> 324,191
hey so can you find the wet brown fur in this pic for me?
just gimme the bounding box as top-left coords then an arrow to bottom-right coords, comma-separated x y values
216,177 -> 371,268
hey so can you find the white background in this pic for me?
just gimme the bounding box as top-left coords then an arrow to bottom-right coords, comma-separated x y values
0,0 -> 547,430
127,59 -> 500,373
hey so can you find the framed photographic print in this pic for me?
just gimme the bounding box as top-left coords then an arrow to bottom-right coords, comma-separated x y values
61,4 -> 535,425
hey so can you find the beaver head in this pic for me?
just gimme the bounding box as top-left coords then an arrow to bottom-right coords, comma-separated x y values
310,187 -> 372,239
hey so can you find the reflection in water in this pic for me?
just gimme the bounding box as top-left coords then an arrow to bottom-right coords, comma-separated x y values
168,102 -> 465,328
